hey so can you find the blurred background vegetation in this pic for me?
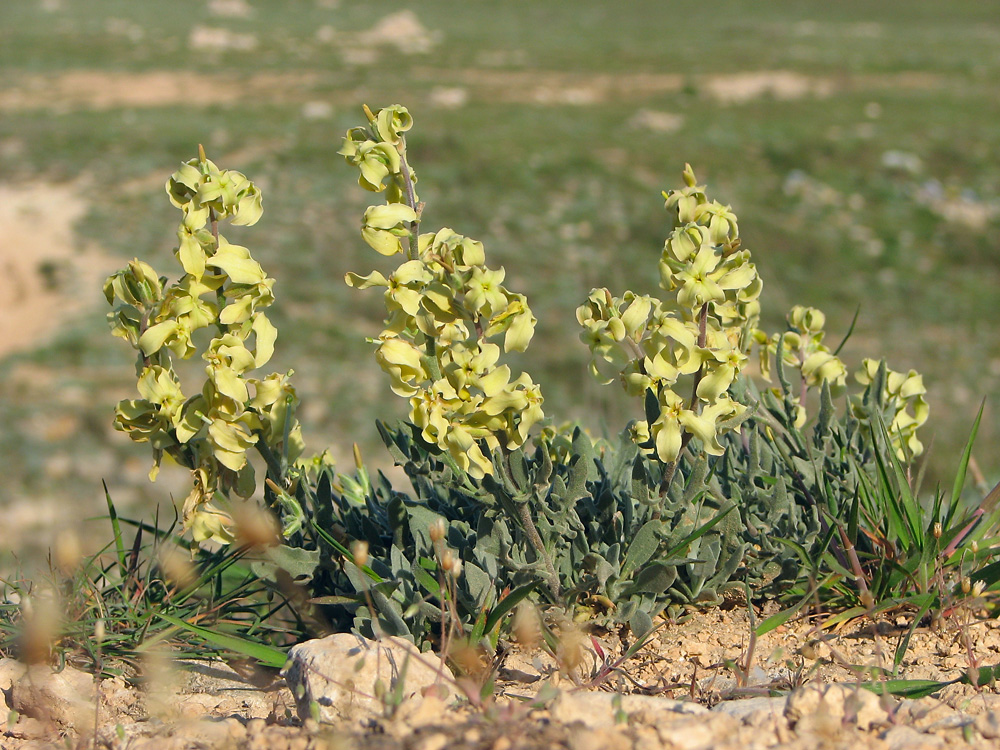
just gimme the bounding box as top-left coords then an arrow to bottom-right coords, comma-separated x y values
1,0 -> 997,563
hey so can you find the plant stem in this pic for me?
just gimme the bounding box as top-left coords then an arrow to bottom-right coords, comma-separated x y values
656,305 -> 708,501
687,302 -> 710,415
514,500 -> 561,600
396,141 -> 421,261
659,458 -> 679,499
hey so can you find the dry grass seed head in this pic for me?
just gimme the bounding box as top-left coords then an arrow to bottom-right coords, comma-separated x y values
511,601 -> 542,651
157,543 -> 197,590
233,503 -> 282,549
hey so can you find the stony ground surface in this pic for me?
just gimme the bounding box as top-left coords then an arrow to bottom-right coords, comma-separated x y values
4,606 -> 1000,749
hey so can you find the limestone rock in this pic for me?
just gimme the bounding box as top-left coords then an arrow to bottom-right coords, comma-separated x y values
0,657 -> 24,691
653,713 -> 741,750
698,665 -> 772,693
976,710 -> 1000,739
550,690 -> 706,730
165,659 -> 290,721
10,663 -> 95,729
883,724 -> 945,750
785,682 -> 888,731
0,658 -> 24,728
712,695 -> 786,721
281,633 -> 456,725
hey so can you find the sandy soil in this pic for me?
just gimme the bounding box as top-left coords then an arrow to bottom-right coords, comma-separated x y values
0,182 -> 120,359
4,606 -> 1000,749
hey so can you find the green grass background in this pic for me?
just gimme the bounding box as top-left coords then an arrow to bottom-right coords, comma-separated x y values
1,0 -> 998,553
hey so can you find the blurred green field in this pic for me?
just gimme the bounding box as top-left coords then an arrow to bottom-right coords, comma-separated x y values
1,0 -> 998,556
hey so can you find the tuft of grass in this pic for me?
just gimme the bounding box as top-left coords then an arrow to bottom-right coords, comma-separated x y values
0,489 -> 302,677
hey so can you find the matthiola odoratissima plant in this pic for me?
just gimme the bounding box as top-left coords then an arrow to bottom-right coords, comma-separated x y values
340,105 -> 543,480
105,150 -> 304,543
101,104 -> 982,660
577,165 -> 761,481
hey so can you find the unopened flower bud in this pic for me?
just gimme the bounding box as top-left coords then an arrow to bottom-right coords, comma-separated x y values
450,558 -> 462,579
94,619 -> 106,643
972,540 -> 980,554
933,522 -> 942,539
962,576 -> 972,595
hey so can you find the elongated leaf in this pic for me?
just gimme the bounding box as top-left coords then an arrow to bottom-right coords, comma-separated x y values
103,481 -> 128,575
484,582 -> 538,635
861,678 -> 952,699
756,594 -> 809,637
621,519 -> 663,580
948,401 -> 985,528
962,664 -> 1000,686
155,613 -> 286,668
664,504 -> 735,559
309,594 -> 361,606
894,594 -> 934,673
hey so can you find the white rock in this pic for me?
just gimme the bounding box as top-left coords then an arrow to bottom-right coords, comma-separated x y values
712,695 -> 786,721
10,664 -> 95,729
0,657 -> 24,691
785,682 -> 888,731
550,690 -> 706,730
884,724 -> 945,750
281,633 -> 456,725
698,665 -> 772,693
976,710 -> 1000,739
654,713 -> 740,750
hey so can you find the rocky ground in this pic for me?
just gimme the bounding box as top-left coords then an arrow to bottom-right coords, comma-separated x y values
4,606 -> 1000,749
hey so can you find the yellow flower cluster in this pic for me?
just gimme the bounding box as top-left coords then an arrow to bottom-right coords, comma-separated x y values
105,153 -> 302,541
854,359 -> 929,459
577,166 -> 761,464
753,305 -> 848,426
342,106 -> 543,479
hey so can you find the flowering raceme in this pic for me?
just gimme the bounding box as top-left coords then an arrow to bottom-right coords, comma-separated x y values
854,358 -> 929,459
752,305 -> 848,427
105,152 -> 303,541
578,165 -> 761,465
342,106 -> 544,479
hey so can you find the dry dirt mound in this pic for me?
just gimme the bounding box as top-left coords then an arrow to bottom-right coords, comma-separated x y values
0,182 -> 120,359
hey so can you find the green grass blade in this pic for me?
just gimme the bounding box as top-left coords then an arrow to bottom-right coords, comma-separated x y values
861,678 -> 953,699
756,593 -> 808,636
948,400 -> 985,524
155,613 -> 287,668
103,480 -> 128,575
664,504 -> 736,558
962,665 -> 1000,687
893,594 -> 934,674
483,582 -> 538,635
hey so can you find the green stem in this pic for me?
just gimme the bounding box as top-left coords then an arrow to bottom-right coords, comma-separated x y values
499,448 -> 561,599
254,437 -> 284,485
659,303 -> 709,500
396,140 -> 421,261
514,499 -> 561,600
687,302 -> 710,415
